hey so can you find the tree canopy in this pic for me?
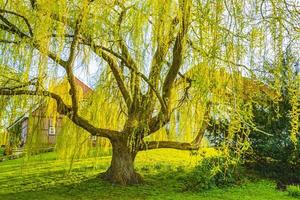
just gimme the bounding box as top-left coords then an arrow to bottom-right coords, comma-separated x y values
0,0 -> 299,185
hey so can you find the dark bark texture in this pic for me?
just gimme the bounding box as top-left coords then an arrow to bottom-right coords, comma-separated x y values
100,138 -> 142,185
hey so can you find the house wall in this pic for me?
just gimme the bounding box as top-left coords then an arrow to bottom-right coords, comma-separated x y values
8,78 -> 93,148
26,105 -> 64,147
21,119 -> 28,146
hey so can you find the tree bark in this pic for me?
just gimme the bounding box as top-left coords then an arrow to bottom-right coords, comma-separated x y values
100,138 -> 142,185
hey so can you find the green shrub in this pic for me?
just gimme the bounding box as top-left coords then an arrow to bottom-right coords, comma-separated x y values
182,155 -> 241,191
287,185 -> 300,198
248,52 -> 300,182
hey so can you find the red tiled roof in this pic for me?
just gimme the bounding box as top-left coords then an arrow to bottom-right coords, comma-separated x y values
74,77 -> 93,95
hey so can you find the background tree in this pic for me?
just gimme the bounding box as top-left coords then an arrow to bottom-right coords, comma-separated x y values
249,50 -> 300,183
0,0 -> 299,185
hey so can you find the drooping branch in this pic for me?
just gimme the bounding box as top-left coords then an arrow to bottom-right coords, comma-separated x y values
187,39 -> 255,76
0,15 -> 68,68
0,8 -> 121,139
0,39 -> 20,44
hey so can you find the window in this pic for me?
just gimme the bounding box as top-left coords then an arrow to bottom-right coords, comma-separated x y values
48,126 -> 56,135
48,119 -> 56,135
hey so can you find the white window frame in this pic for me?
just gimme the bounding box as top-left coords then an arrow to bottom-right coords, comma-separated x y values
48,119 -> 56,135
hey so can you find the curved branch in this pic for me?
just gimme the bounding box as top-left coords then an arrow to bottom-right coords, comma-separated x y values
162,1 -> 191,103
89,43 -> 167,113
0,17 -> 28,38
64,16 -> 82,114
142,115 -> 208,151
147,16 -> 179,100
0,77 -> 38,90
0,9 -> 33,36
116,6 -> 141,113
140,141 -> 201,151
148,111 -> 169,134
98,50 -> 132,107
0,88 -> 120,139
143,102 -> 211,150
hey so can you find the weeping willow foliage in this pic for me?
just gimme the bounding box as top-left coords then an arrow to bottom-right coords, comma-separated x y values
0,131 -> 8,146
0,0 -> 299,167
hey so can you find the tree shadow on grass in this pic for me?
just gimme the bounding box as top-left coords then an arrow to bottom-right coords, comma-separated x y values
0,176 -> 172,200
0,165 -> 189,200
0,165 -> 290,200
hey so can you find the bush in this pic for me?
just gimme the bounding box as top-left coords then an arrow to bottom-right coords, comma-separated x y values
182,155 -> 241,191
247,52 -> 300,183
287,185 -> 300,198
248,88 -> 300,182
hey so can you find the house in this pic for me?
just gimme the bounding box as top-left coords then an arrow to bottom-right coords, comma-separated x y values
6,77 -> 93,147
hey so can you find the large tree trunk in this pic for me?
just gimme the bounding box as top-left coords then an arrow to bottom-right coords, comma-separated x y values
100,138 -> 142,185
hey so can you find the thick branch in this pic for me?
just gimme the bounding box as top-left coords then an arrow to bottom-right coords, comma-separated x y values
116,7 -> 140,113
99,50 -> 132,107
140,141 -> 201,151
142,115 -> 208,151
148,112 -> 169,134
147,16 -> 179,99
143,102 -> 211,151
162,35 -> 185,101
162,2 -> 190,105
0,88 -> 119,138
65,17 -> 81,114
90,43 -> 167,113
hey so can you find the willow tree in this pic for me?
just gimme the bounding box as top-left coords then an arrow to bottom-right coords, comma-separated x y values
0,0 -> 299,185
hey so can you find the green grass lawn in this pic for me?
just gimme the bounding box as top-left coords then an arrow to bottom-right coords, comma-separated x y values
0,149 -> 294,200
